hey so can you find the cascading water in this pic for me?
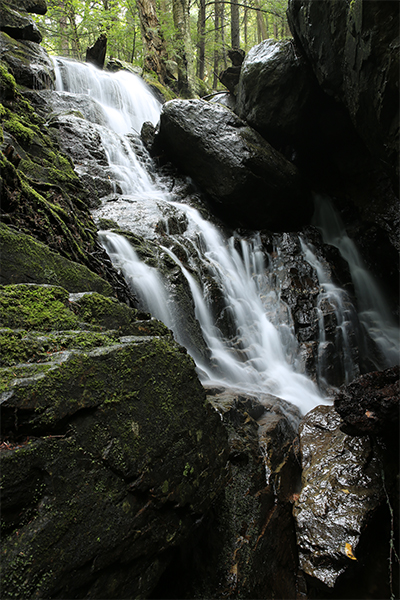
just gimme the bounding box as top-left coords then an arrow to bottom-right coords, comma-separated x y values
300,238 -> 365,388
52,57 -> 329,414
312,195 -> 399,367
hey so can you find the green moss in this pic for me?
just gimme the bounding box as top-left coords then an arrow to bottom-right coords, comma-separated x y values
0,284 -> 79,331
2,113 -> 36,145
143,73 -> 176,102
0,63 -> 16,99
0,328 -> 121,367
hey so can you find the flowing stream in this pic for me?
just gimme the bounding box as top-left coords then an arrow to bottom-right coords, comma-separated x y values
312,196 -> 399,367
51,57 -> 396,415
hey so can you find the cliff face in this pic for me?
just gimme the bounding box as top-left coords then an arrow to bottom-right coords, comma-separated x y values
287,0 -> 399,189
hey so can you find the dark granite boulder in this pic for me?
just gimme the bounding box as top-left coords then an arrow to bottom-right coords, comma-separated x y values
334,365 -> 399,438
294,401 -> 398,597
0,2 -> 42,43
236,39 -> 319,153
156,99 -> 313,231
0,32 -> 54,89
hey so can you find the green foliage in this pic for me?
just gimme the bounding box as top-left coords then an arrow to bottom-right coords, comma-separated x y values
34,0 -> 144,67
33,0 -> 291,93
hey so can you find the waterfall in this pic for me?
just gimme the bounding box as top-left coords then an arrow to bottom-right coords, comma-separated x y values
52,57 -> 329,414
312,195 -> 399,367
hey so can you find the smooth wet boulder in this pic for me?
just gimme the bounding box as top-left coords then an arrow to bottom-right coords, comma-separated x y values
293,403 -> 397,597
287,0 -> 399,187
157,99 -> 313,231
236,39 -> 319,152
0,283 -> 229,599
8,0 -> 47,14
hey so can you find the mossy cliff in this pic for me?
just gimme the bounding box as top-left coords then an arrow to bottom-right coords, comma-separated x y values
0,284 -> 229,598
0,63 -> 134,303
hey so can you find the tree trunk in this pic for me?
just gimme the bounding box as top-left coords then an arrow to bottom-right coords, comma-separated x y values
213,0 -> 220,88
86,33 -> 107,69
255,0 -> 267,42
219,1 -> 227,68
230,0 -> 240,49
243,6 -> 248,50
59,1 -> 70,56
197,0 -> 206,79
172,0 -> 195,96
135,0 -> 168,82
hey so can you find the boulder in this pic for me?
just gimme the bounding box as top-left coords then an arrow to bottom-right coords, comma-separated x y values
8,0 -> 47,14
156,99 -> 313,231
0,283 -> 229,599
0,32 -> 54,89
236,39 -> 320,152
287,0 -> 399,188
293,403 -> 397,596
208,91 -> 236,111
0,223 -> 114,296
150,389 -> 302,599
334,365 -> 399,438
0,2 -> 42,43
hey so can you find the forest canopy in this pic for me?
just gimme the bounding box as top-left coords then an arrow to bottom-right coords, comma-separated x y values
33,0 -> 290,93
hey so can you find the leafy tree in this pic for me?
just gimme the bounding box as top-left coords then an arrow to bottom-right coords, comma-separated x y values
34,0 -> 291,92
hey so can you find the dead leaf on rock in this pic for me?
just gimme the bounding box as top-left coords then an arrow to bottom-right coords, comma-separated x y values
345,542 -> 357,561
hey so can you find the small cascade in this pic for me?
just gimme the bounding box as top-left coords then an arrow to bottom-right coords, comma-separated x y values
300,239 -> 364,388
52,57 -> 164,199
98,231 -> 173,328
313,196 -> 399,367
53,57 -> 160,134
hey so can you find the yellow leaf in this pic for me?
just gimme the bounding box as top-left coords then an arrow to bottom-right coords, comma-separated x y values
345,542 -> 357,561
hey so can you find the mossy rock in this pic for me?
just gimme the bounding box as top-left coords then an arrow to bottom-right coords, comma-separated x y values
0,328 -> 122,367
0,313 -> 229,599
0,222 -> 114,295
0,284 -> 80,331
0,31 -> 54,90
0,284 -> 169,336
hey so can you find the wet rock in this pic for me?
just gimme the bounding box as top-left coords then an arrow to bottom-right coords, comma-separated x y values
335,365 -> 399,438
0,2 -> 42,43
0,32 -> 54,90
293,404 -> 386,590
236,39 -> 319,154
157,99 -> 313,231
141,120 -> 157,153
9,0 -> 47,14
152,389 -> 302,599
0,283 -> 229,599
208,91 -> 236,111
287,0 -> 399,188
